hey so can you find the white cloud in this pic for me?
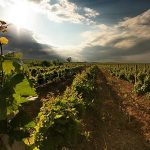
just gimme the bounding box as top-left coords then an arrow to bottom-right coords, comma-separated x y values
0,0 -> 14,7
79,9 -> 150,62
34,0 -> 100,24
84,7 -> 99,18
119,9 -> 150,28
1,0 -> 150,62
81,9 -> 150,48
0,0 -> 100,24
114,39 -> 136,49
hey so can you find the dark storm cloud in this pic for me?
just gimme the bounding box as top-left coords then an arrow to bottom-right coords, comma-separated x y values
80,45 -> 123,62
81,39 -> 150,62
109,39 -> 150,57
69,0 -> 150,24
80,9 -> 150,62
0,25 -> 62,60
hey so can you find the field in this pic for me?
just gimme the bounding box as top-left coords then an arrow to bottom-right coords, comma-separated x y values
0,59 -> 150,150
0,2 -> 150,149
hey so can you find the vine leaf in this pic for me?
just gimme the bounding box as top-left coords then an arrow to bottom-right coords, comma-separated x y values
0,74 -> 37,120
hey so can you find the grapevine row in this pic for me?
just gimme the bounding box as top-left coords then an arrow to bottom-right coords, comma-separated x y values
101,64 -> 150,95
29,65 -> 85,87
25,65 -> 98,150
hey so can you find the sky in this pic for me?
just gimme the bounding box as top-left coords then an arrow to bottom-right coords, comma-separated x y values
0,0 -> 150,62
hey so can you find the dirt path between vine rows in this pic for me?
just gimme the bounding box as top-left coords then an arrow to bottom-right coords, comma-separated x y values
77,68 -> 150,150
22,71 -> 83,119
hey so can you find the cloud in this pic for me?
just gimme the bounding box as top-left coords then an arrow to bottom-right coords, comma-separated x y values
0,25 -> 62,60
0,0 -> 100,25
79,9 -> 150,62
84,7 -> 100,18
1,0 -> 149,62
0,0 -> 13,7
31,0 -> 99,24
29,0 -> 41,3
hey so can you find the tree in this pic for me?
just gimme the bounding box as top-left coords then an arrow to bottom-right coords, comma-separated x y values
66,57 -> 72,63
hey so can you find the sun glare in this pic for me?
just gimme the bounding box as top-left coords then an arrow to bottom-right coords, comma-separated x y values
6,0 -> 32,31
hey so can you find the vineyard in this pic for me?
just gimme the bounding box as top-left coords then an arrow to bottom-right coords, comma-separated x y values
104,64 -> 150,95
0,21 -> 150,150
0,58 -> 150,150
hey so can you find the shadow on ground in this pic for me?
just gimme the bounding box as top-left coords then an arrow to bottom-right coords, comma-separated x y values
76,69 -> 149,150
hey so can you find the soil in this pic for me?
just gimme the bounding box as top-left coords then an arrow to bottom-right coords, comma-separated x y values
77,68 -> 150,150
22,75 -> 76,119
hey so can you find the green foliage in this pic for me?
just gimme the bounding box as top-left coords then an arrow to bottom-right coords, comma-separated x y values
105,64 -> 150,95
0,73 -> 36,120
0,21 -> 37,143
31,66 -> 98,150
0,52 -> 37,137
41,60 -> 51,67
29,65 -> 84,86
10,110 -> 35,129
71,66 -> 98,103
33,97 -> 80,150
134,81 -> 143,94
2,60 -> 15,74
8,110 -> 35,141
134,75 -> 150,95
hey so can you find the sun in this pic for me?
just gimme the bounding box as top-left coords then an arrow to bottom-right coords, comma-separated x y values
6,0 -> 32,30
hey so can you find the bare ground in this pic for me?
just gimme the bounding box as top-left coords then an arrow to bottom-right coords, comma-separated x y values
22,76 -> 77,119
77,68 -> 150,150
